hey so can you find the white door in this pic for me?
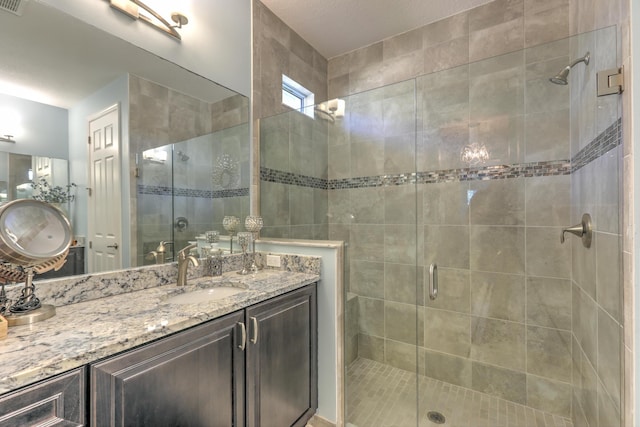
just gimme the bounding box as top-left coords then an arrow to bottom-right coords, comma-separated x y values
88,104 -> 122,273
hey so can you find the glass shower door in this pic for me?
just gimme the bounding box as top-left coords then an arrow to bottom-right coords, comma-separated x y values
416,27 -> 622,427
337,81 -> 422,426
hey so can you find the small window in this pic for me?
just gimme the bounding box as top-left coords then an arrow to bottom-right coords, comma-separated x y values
282,74 -> 314,118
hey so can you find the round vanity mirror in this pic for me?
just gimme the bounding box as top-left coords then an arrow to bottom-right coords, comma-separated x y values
0,199 -> 72,266
0,200 -> 73,326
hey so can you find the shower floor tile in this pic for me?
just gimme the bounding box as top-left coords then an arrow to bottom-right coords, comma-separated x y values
346,358 -> 574,427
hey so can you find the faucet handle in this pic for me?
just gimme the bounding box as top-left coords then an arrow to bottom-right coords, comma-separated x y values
178,242 -> 198,257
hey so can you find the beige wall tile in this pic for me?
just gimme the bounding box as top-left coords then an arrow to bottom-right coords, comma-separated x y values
386,301 -> 421,345
385,224 -> 418,264
526,374 -> 572,418
425,267 -> 470,313
526,326 -> 572,382
385,262 -> 421,305
470,179 -> 525,226
573,282 -> 598,368
470,226 -> 525,274
350,260 -> 384,299
598,307 -> 622,408
424,308 -> 471,357
470,271 -> 526,322
526,227 -> 571,278
471,317 -> 526,370
596,232 -> 622,322
385,339 -> 417,372
527,276 -> 572,330
470,18 -> 525,63
525,175 -> 571,226
524,5 -> 570,47
424,350 -> 472,388
471,361 -> 527,404
358,333 -> 384,362
358,297 -> 384,336
422,182 -> 470,225
425,225 -> 470,269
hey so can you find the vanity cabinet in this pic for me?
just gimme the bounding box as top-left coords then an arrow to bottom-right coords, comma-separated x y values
245,284 -> 317,427
91,312 -> 246,426
90,283 -> 317,427
0,367 -> 86,426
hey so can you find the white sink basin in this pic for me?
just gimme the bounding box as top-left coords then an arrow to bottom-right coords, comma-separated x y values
165,281 -> 248,305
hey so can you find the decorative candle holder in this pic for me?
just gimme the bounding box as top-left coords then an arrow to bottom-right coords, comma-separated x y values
222,216 -> 239,253
236,232 -> 253,275
205,230 -> 219,244
244,216 -> 263,271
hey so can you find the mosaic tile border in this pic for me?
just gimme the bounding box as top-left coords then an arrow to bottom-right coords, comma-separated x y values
571,117 -> 622,172
137,184 -> 249,198
260,167 -> 328,189
261,118 -> 621,190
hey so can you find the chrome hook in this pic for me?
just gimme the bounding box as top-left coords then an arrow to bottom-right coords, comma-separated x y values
561,213 -> 592,248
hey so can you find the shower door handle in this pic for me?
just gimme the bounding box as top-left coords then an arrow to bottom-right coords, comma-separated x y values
429,263 -> 438,300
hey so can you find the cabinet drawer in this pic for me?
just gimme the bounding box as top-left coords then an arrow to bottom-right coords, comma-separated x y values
0,367 -> 86,427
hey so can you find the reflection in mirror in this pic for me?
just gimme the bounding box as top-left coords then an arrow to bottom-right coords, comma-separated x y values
0,151 -> 70,204
0,2 -> 249,278
137,123 -> 250,265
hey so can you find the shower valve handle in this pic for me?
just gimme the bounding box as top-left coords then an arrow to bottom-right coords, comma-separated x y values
560,213 -> 592,248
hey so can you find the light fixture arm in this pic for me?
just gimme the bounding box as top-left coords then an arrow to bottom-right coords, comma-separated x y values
0,135 -> 15,143
109,0 -> 188,41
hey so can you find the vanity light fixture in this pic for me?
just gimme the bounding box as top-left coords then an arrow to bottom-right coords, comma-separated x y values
108,0 -> 189,41
0,135 -> 14,143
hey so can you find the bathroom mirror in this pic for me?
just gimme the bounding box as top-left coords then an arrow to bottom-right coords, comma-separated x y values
0,2 -> 250,277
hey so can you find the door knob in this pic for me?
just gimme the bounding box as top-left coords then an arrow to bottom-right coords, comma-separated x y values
107,243 -> 119,250
561,213 -> 592,248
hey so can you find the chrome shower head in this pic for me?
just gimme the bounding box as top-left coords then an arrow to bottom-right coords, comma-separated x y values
550,67 -> 571,85
549,51 -> 590,85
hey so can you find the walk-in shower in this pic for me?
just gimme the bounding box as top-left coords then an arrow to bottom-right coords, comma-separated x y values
259,25 -> 622,427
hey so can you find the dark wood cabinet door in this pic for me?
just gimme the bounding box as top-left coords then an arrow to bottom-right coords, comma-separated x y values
245,284 -> 317,427
0,367 -> 86,427
91,311 -> 245,427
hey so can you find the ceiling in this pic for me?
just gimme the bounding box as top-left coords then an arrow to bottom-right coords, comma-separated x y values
259,0 -> 494,59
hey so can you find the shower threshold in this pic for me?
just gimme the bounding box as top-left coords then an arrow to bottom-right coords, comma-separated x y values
346,358 -> 573,427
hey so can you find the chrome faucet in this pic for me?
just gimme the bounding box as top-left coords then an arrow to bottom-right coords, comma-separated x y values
177,243 -> 200,286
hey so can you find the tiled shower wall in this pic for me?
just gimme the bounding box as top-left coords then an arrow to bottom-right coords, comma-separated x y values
129,75 -> 249,265
321,1 -> 623,424
253,0 -> 630,424
252,0 -> 329,226
569,30 -> 623,426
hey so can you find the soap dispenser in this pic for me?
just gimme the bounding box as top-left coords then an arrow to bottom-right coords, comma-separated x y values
207,249 -> 223,276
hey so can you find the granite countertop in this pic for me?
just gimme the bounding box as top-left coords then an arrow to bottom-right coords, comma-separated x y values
0,269 -> 319,395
